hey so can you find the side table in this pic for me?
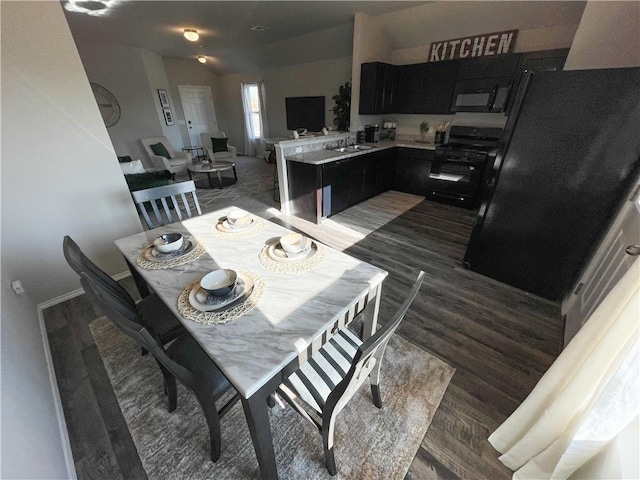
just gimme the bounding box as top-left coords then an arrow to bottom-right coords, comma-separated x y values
182,146 -> 206,161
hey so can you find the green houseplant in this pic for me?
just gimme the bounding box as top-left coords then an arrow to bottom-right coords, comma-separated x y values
332,81 -> 351,131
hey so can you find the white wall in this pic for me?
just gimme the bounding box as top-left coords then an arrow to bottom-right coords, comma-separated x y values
1,275 -> 72,479
220,56 -> 353,150
564,0 -> 640,70
1,1 -> 143,304
74,42 -> 166,163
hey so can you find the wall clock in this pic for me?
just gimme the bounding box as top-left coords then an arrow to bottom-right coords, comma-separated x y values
90,82 -> 121,128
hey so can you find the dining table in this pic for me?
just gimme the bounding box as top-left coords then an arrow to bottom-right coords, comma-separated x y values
115,207 -> 388,479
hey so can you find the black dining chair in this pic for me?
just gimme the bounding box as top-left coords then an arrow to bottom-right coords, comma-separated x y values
80,272 -> 239,462
63,235 -> 184,350
276,271 -> 425,475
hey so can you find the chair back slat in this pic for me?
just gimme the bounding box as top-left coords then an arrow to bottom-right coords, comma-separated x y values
131,180 -> 201,229
328,271 -> 425,416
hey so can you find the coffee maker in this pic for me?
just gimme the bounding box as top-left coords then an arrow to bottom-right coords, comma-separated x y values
364,124 -> 380,143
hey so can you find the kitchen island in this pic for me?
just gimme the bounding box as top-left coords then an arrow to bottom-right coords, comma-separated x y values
276,134 -> 436,224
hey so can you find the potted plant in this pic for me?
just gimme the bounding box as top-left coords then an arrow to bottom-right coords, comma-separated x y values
332,81 -> 351,131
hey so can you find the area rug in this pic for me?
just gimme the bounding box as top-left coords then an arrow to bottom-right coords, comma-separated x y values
89,317 -> 454,479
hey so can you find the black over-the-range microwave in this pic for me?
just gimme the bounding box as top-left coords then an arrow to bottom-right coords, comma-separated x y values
451,78 -> 512,113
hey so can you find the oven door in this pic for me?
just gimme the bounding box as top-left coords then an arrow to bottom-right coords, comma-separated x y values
426,155 -> 486,207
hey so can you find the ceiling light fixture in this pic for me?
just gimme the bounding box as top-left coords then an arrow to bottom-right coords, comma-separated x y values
64,0 -> 116,16
183,29 -> 200,42
197,56 -> 207,64
250,25 -> 270,32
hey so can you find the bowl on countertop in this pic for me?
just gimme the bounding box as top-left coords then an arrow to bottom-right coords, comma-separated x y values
153,233 -> 184,253
200,269 -> 238,297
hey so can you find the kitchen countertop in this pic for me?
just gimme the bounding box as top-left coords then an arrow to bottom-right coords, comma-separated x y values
286,140 -> 437,165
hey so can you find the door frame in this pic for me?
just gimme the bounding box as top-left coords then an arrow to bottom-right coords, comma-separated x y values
178,85 -> 218,147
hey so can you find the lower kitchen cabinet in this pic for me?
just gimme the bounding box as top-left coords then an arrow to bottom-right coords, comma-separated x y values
393,148 -> 433,195
322,159 -> 350,217
379,148 -> 397,192
350,151 -> 383,205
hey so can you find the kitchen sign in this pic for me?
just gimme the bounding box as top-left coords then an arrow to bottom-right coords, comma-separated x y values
429,30 -> 517,62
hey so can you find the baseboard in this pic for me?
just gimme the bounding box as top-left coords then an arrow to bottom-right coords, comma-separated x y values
38,270 -> 131,310
37,306 -> 77,480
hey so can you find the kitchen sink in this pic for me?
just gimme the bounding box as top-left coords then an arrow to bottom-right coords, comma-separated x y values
327,144 -> 375,153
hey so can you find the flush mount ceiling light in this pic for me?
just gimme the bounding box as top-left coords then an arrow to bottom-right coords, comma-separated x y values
183,29 -> 200,41
250,25 -> 270,32
197,56 -> 207,64
64,0 -> 118,16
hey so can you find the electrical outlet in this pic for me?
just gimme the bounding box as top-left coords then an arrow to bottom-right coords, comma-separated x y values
11,280 -> 25,295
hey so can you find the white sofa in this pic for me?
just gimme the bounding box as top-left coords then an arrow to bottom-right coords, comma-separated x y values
200,132 -> 237,163
140,137 -> 191,176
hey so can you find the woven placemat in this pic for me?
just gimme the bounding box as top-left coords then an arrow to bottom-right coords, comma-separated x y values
210,216 -> 266,239
259,241 -> 326,274
177,271 -> 265,325
136,239 -> 206,270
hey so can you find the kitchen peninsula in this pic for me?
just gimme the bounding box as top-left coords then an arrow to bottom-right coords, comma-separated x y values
275,133 -> 437,224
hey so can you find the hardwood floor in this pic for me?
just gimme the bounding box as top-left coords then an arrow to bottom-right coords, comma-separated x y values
45,176 -> 562,479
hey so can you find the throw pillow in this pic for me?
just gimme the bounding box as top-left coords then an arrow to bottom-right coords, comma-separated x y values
120,159 -> 146,175
150,142 -> 172,159
211,137 -> 228,152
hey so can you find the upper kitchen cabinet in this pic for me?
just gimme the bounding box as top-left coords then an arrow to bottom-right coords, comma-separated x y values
456,54 -> 521,80
359,62 -> 396,115
394,61 -> 458,114
517,48 -> 570,73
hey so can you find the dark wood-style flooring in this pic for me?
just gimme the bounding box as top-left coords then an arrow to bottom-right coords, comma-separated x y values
45,184 -> 562,479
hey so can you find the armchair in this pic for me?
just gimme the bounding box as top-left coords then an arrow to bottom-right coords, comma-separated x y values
140,137 -> 191,176
200,132 -> 237,163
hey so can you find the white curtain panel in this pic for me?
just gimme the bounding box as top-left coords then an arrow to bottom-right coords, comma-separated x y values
489,258 -> 640,479
240,81 -> 269,157
241,83 -> 255,156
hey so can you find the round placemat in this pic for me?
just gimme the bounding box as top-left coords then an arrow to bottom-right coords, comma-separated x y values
177,271 -> 265,325
210,216 -> 266,239
136,239 -> 206,270
259,240 -> 326,274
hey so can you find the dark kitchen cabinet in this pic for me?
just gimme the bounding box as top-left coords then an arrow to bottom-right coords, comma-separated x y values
349,151 -> 383,205
322,159 -> 350,217
517,48 -> 569,73
393,61 -> 458,114
287,161 -> 321,223
456,53 -> 521,80
378,148 -> 397,192
393,148 -> 433,195
359,62 -> 396,114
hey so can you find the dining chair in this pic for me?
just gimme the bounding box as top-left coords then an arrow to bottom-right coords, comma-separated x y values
63,235 -> 184,349
277,271 -> 425,475
80,272 -> 240,462
131,180 -> 202,229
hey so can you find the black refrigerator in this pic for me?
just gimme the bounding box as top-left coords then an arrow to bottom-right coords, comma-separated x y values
463,67 -> 640,301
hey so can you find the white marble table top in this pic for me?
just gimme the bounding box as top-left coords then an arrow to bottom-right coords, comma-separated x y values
115,208 -> 388,398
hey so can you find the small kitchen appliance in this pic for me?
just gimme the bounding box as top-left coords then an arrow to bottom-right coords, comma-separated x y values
364,124 -> 380,143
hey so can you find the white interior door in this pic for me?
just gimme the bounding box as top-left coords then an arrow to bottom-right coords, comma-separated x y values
563,178 -> 640,346
179,86 -> 218,147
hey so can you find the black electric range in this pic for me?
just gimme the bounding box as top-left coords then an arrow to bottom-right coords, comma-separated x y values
427,126 -> 502,208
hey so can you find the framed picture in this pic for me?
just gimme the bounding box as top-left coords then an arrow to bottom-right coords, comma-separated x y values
163,108 -> 174,126
157,89 -> 170,108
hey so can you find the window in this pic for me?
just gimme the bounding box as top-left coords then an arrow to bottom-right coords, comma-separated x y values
242,82 -> 263,139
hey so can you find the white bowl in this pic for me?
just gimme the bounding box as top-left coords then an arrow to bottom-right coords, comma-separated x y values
280,233 -> 309,254
226,209 -> 252,228
200,269 -> 238,297
153,233 -> 184,253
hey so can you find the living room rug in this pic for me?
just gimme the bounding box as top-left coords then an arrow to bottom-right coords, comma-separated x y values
89,317 -> 454,479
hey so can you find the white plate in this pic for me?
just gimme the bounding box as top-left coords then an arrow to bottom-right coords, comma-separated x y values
144,238 -> 195,262
188,272 -> 254,312
267,239 -> 318,263
216,217 -> 256,233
